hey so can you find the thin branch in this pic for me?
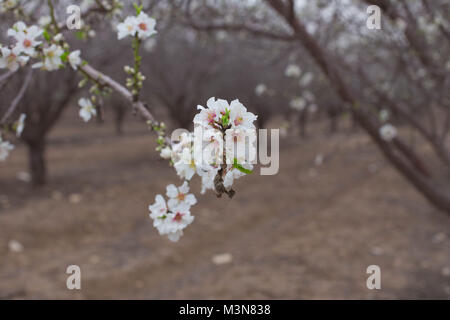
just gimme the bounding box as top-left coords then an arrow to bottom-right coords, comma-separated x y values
0,69 -> 33,125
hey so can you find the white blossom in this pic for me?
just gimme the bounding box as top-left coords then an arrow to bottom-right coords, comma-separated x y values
160,146 -> 172,159
135,12 -> 157,39
290,97 -> 306,111
68,50 -> 82,70
255,83 -> 267,96
117,13 -> 157,40
379,124 -> 397,142
228,99 -> 257,129
11,26 -> 43,56
117,16 -> 137,40
38,16 -> 52,27
16,113 -> 26,137
149,194 -> 194,242
299,72 -> 314,87
78,98 -> 97,122
285,64 -> 301,77
0,47 -> 29,71
0,136 -> 14,161
42,44 -> 64,71
166,181 -> 197,210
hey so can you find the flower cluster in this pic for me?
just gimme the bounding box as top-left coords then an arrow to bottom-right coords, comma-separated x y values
149,98 -> 258,241
149,182 -> 196,242
117,12 -> 157,40
0,21 -> 82,73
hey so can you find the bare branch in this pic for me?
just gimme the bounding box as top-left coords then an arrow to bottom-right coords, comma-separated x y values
0,69 -> 33,125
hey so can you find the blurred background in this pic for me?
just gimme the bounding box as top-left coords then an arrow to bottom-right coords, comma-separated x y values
0,0 -> 449,299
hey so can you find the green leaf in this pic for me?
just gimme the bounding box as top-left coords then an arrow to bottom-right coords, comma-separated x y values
43,29 -> 51,42
233,158 -> 253,175
133,3 -> 143,15
60,51 -> 69,63
222,108 -> 230,127
75,31 -> 86,40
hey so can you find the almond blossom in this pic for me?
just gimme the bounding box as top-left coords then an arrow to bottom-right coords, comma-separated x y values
78,98 -> 97,122
0,47 -> 29,71
10,24 -> 43,56
16,113 -> 26,137
42,44 -> 64,71
166,181 -> 197,209
68,50 -> 82,70
149,194 -> 194,242
379,123 -> 397,142
0,136 -> 14,161
285,64 -> 301,77
117,12 -> 157,40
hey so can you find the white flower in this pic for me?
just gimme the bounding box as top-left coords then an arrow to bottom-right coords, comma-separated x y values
255,83 -> 267,96
148,194 -> 194,242
0,47 -> 29,71
16,113 -> 26,137
78,98 -> 97,122
194,127 -> 224,167
223,164 -> 253,189
117,16 -> 137,40
1,0 -> 18,12
174,148 -> 197,180
379,124 -> 397,142
12,26 -> 43,56
68,50 -> 82,70
135,12 -> 157,40
149,194 -> 168,227
166,181 -> 197,210
53,33 -> 64,42
194,97 -> 226,128
285,64 -> 301,77
160,146 -> 172,159
290,97 -> 306,111
38,16 -> 52,27
42,44 -> 64,71
228,99 -> 257,129
299,72 -> 314,87
225,128 -> 257,164
197,166 -> 219,194
6,21 -> 27,39
0,136 -> 14,161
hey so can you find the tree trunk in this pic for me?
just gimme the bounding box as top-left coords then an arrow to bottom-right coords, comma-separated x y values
27,139 -> 46,187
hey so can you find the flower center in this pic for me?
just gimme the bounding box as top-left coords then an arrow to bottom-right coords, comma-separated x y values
207,112 -> 216,124
139,23 -> 147,31
23,39 -> 32,47
177,193 -> 185,201
173,212 -> 184,222
7,53 -> 16,63
234,116 -> 243,126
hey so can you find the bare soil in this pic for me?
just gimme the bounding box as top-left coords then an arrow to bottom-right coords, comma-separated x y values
0,114 -> 449,299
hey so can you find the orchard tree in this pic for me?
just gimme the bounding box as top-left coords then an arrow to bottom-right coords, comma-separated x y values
181,0 -> 450,214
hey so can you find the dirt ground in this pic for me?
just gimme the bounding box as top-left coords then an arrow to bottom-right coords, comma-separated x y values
0,113 -> 449,299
